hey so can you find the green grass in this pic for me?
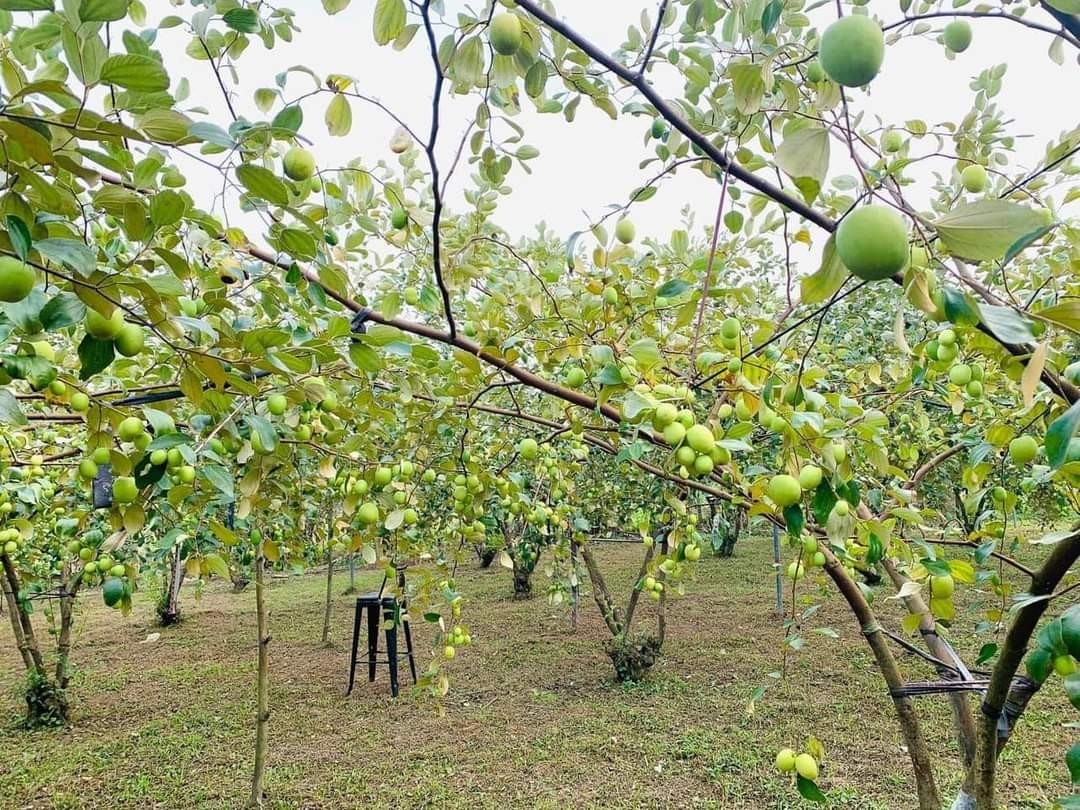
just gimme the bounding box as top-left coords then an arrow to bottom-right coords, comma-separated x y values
0,537 -> 1073,808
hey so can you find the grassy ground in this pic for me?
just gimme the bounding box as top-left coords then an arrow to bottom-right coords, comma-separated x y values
0,536 -> 1073,809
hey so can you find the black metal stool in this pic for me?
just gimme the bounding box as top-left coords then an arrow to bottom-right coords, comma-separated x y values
346,592 -> 417,697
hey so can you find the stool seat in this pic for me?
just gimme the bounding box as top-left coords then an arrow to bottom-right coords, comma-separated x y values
356,591 -> 397,606
346,594 -> 417,698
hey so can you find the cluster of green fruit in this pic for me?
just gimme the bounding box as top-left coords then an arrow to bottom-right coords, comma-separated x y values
641,574 -> 665,602
787,535 -> 827,580
775,747 -> 820,780
653,402 -> 725,479
1024,605 -> 1079,684
0,527 -> 21,556
767,464 -> 823,510
443,624 -> 472,660
85,308 -> 145,358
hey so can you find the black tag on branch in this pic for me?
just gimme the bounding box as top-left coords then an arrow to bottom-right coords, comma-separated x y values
93,463 -> 114,509
350,307 -> 372,334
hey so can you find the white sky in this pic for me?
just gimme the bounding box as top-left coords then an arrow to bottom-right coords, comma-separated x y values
159,0 -> 1078,249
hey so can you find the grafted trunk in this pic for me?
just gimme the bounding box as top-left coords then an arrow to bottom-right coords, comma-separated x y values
159,545 -> 185,626
248,543 -> 271,809
511,556 -> 532,598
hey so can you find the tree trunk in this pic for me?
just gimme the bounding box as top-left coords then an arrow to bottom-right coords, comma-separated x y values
321,546 -> 334,647
248,544 -> 271,809
569,542 -> 579,631
160,544 -> 185,626
821,549 -> 941,810
342,554 -> 357,596
970,530 -> 1080,808
511,555 -> 532,599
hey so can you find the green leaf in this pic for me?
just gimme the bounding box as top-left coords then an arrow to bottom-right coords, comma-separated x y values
78,335 -> 114,380
800,236 -> 846,305
0,389 -> 27,426
1065,672 -> 1080,711
978,304 -> 1036,344
1045,0 -> 1080,14
1037,300 -> 1080,334
100,54 -> 170,92
1046,400 -> 1080,469
1003,224 -> 1053,266
322,0 -> 351,13
149,190 -> 185,227
796,774 -> 827,803
775,126 -> 830,187
783,504 -> 805,538
1067,742 -> 1080,785
188,122 -> 235,148
656,279 -> 690,298
810,480 -> 837,525
5,215 -> 31,261
222,8 -> 259,33
279,227 -> 317,260
729,63 -> 764,115
202,465 -> 234,499
942,287 -> 980,327
524,61 -> 547,98
453,36 -> 485,86
39,293 -> 85,330
760,0 -> 783,34
372,0 -> 406,46
932,200 -> 1048,262
621,390 -> 653,421
203,553 -> 231,579
1062,606 -> 1080,658
79,0 -> 128,22
325,93 -> 352,137
247,414 -> 279,453
975,643 -> 998,665
235,164 -> 289,206
596,364 -> 625,386
272,105 -> 303,134
0,0 -> 53,9
628,338 -> 660,370
35,238 -> 96,276
349,342 -> 383,373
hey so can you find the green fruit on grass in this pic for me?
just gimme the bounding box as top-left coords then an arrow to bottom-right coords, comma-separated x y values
614,218 -> 635,244
776,748 -> 797,772
86,308 -> 125,339
943,20 -> 972,53
767,474 -> 802,507
836,205 -> 909,281
794,753 -> 819,780
489,13 -> 523,56
819,15 -> 885,87
0,257 -> 36,303
282,146 -> 316,181
960,164 -> 987,193
113,323 -> 144,357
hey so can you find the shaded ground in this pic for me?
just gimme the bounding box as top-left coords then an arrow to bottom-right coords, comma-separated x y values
0,537 -> 1073,809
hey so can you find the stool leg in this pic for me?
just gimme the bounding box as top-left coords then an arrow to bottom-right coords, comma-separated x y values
366,602 -> 379,682
347,599 -> 362,695
384,607 -> 399,698
402,617 -> 418,684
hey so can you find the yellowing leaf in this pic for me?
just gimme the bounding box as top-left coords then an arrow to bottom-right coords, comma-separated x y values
1020,340 -> 1048,408
325,94 -> 352,137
